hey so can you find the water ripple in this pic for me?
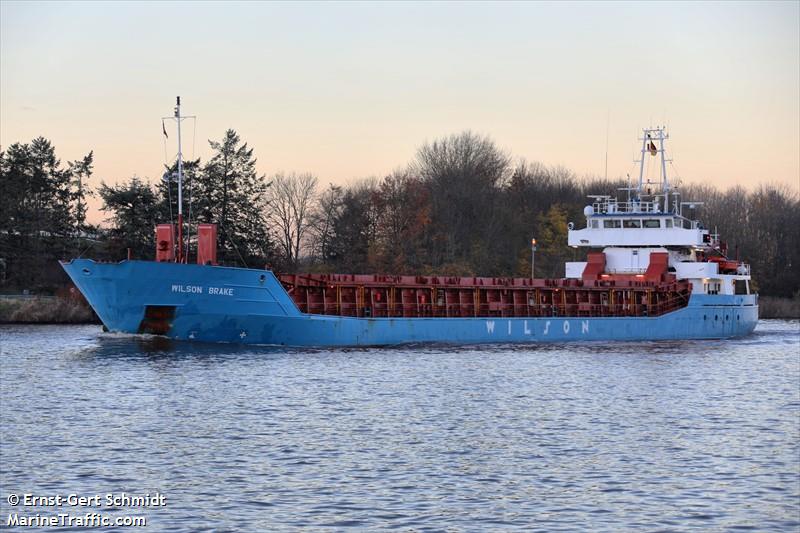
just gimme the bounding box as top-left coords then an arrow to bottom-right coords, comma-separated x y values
0,320 -> 798,531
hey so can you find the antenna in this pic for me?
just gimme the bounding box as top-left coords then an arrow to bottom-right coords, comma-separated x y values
626,173 -> 631,203
658,126 -> 669,212
604,110 -> 609,181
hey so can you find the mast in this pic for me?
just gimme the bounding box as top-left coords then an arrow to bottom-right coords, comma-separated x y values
658,128 -> 669,213
635,126 -> 672,213
175,96 -> 184,263
658,128 -> 668,191
162,96 -> 195,263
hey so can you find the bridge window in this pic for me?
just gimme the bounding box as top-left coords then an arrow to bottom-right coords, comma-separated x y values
665,219 -> 673,228
683,219 -> 693,229
643,219 -> 660,228
603,219 -> 621,229
590,219 -> 599,229
705,281 -> 722,295
623,219 -> 641,228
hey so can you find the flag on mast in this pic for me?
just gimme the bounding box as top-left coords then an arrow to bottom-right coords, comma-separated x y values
162,119 -> 168,139
647,134 -> 657,156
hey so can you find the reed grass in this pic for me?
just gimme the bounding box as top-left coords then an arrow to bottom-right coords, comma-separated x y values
759,295 -> 800,319
0,297 -> 98,324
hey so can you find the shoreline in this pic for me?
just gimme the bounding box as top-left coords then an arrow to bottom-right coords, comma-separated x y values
0,296 -> 100,325
758,296 -> 800,319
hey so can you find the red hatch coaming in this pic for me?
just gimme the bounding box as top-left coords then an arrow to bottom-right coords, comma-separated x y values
278,272 -> 691,320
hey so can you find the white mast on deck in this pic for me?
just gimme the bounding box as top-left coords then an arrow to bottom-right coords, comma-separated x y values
635,126 -> 672,213
163,96 -> 195,262
176,96 -> 183,225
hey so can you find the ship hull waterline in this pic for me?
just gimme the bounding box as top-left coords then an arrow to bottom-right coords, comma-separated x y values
61,259 -> 759,347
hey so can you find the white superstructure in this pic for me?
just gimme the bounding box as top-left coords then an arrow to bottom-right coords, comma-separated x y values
566,127 -> 752,297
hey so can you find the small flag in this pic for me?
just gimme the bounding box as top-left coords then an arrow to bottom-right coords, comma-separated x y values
162,120 -> 168,139
647,134 -> 657,156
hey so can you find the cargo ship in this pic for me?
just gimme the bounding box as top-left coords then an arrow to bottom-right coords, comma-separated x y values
61,99 -> 758,346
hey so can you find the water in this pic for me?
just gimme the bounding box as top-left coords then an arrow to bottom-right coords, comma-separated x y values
1,321 -> 798,532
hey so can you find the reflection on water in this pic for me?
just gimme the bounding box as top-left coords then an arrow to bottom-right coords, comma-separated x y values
1,321 -> 798,531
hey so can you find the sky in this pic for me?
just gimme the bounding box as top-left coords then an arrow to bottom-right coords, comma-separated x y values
1,1 -> 798,224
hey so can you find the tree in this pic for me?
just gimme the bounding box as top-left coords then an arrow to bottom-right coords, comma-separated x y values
533,204 -> 571,278
307,184 -> 343,268
0,138 -> 91,289
326,180 -> 381,273
156,158 -> 202,228
498,160 -> 567,277
196,130 -> 273,266
67,151 -> 94,232
737,185 -> 799,297
683,183 -> 800,298
414,131 -> 511,273
98,178 -> 161,260
266,172 -> 318,271
373,170 -> 432,272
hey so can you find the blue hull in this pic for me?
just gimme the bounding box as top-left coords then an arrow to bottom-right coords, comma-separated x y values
62,259 -> 759,346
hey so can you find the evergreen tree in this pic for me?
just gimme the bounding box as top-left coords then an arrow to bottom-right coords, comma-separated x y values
156,158 -> 202,231
0,138 -> 91,289
98,178 -> 161,260
67,151 -> 94,232
197,130 -> 273,266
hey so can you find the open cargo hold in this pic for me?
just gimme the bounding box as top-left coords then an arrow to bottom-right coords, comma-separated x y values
278,273 -> 692,319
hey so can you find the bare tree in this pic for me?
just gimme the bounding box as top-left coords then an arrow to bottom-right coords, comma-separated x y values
307,184 -> 343,265
414,131 -> 512,270
266,172 -> 318,270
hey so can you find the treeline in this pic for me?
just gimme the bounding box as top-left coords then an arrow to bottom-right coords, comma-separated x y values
0,138 -> 92,289
1,131 -> 798,299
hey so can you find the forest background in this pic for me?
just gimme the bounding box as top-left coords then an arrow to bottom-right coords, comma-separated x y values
1,130 -> 798,318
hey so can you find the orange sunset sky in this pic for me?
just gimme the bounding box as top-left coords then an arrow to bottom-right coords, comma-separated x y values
1,1 -> 798,224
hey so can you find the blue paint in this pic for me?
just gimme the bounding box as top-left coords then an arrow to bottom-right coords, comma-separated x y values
62,259 -> 758,346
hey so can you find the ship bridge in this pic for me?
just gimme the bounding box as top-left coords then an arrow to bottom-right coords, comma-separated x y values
567,196 -> 711,248
567,126 -> 712,250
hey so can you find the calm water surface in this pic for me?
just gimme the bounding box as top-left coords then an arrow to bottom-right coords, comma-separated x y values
1,321 -> 799,532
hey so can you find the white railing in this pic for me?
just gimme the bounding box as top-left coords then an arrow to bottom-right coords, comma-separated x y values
592,199 -> 664,214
